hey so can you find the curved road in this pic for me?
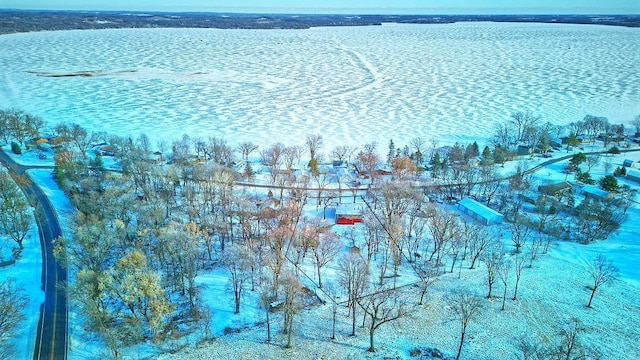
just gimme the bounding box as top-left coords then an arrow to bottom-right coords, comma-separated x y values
0,149 -> 67,360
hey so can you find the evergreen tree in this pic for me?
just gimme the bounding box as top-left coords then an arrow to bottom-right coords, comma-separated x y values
481,146 -> 492,164
414,149 -> 423,165
599,175 -> 618,192
493,146 -> 507,166
449,142 -> 465,163
387,139 -> 395,166
567,132 -> 579,148
576,169 -> 594,185
465,142 -> 479,159
243,162 -> 253,179
431,152 -> 442,179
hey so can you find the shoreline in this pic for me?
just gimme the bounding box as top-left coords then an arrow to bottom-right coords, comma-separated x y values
1,11 -> 639,36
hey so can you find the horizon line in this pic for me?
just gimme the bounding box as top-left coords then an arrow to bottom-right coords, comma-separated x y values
1,7 -> 639,16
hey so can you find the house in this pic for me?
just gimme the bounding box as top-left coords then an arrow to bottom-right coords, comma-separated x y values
623,159 -> 635,168
626,168 -> 640,183
335,203 -> 364,225
458,197 -> 503,225
517,145 -> 534,156
519,191 -> 540,204
152,151 -> 164,163
538,181 -> 573,197
582,185 -> 612,201
374,169 -> 393,177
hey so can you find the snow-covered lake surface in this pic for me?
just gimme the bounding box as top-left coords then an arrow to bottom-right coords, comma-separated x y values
1,22 -> 639,148
2,22 -> 640,359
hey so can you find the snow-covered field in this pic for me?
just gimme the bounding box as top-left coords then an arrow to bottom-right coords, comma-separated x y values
1,23 -> 639,149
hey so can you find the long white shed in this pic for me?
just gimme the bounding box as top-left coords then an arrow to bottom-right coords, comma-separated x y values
458,197 -> 504,225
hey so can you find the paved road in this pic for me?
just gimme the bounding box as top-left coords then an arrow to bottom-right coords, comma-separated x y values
0,149 -> 67,360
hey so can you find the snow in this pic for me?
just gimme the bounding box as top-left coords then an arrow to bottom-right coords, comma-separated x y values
0,144 -> 55,167
0,23 -> 638,152
0,170 -> 42,360
156,148 -> 640,359
1,21 -> 639,359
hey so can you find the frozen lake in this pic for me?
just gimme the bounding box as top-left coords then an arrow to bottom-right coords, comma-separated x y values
1,22 -> 638,148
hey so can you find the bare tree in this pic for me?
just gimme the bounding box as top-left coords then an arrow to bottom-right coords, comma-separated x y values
632,114 -> 640,136
238,141 -> 259,161
280,270 -> 303,348
482,251 -> 503,298
512,254 -> 527,300
493,122 -> 516,150
155,222 -> 201,312
467,226 -> 495,269
510,215 -> 533,254
324,283 -> 340,340
358,285 -> 410,352
416,263 -> 438,305
551,318 -> 588,360
258,284 -> 272,343
338,251 -> 369,337
498,258 -> 512,310
281,145 -> 300,171
583,115 -> 608,144
4,109 -> 43,146
410,136 -> 427,164
585,254 -> 618,308
311,229 -> 342,289
55,123 -> 97,158
0,279 -> 28,356
427,209 -> 460,272
391,156 -> 418,180
510,111 -> 541,143
261,142 -> 286,183
330,145 -> 350,163
265,225 -> 293,297
356,142 -> 381,183
0,170 -> 32,252
573,198 -> 625,243
448,231 -> 464,274
305,134 -> 323,163
0,109 -> 10,144
222,243 -> 254,314
478,164 -> 502,205
448,291 -> 483,360
584,154 -> 600,172
207,136 -> 235,165
515,335 -> 545,360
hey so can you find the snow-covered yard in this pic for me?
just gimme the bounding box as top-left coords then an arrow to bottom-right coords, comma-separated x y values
3,139 -> 640,359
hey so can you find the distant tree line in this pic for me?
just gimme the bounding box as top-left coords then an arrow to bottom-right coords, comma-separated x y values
0,11 -> 638,36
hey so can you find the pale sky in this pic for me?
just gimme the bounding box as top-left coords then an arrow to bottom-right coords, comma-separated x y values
1,0 -> 638,14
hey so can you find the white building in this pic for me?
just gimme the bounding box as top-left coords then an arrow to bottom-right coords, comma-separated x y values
626,168 -> 640,183
582,185 -> 611,201
458,198 -> 503,225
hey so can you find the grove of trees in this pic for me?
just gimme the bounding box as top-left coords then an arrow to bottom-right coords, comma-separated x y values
1,108 -> 636,358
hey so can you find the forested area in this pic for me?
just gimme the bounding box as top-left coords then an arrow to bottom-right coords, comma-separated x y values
1,108 -> 638,358
29,109 -> 634,357
1,11 -> 638,36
